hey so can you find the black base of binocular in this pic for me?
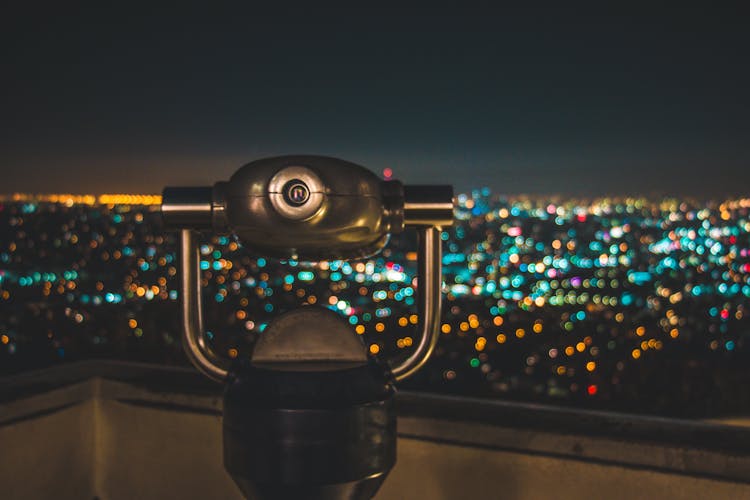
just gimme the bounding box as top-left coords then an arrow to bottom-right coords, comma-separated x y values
223,362 -> 396,500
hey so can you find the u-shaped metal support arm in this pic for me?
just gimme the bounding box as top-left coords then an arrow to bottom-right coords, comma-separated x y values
390,227 -> 443,381
180,229 -> 231,382
179,227 -> 443,383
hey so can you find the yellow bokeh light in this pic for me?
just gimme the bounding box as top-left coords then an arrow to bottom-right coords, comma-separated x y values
475,337 -> 486,351
97,194 -> 162,205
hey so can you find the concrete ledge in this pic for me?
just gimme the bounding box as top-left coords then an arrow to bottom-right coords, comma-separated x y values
2,361 -> 750,499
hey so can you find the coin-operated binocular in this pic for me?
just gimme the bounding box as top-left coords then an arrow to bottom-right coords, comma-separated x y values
162,156 -> 453,500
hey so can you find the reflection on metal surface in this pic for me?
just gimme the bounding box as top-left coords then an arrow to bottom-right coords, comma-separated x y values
251,307 -> 368,368
222,156 -> 398,260
162,187 -> 213,229
180,229 -> 230,382
267,165 -> 325,221
390,227 -> 443,381
403,185 -> 454,226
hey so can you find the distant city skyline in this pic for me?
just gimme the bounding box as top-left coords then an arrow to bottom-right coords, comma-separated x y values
2,6 -> 748,195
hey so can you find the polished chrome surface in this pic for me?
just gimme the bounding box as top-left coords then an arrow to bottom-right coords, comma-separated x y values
180,229 -> 230,382
251,307 -> 368,370
267,165 -> 325,221
403,185 -> 454,227
390,227 -> 443,381
220,156 -> 399,260
381,180 -> 405,234
211,182 -> 229,233
161,187 -> 214,229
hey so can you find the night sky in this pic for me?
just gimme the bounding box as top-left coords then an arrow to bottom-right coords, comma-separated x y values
1,6 -> 748,196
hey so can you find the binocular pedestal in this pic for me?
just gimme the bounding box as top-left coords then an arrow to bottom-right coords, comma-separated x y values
161,155 -> 454,500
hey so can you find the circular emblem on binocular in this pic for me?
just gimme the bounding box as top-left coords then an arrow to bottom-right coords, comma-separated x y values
268,166 -> 325,220
282,179 -> 311,207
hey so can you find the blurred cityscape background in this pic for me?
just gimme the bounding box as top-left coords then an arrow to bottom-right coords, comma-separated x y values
1,190 -> 749,418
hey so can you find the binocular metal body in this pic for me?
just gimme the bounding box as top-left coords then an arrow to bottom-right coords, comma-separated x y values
162,156 -> 453,499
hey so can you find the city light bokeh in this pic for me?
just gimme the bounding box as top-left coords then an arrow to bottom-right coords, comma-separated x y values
1,192 -> 749,417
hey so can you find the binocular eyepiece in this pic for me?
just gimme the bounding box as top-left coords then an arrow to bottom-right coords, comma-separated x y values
162,156 -> 454,500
